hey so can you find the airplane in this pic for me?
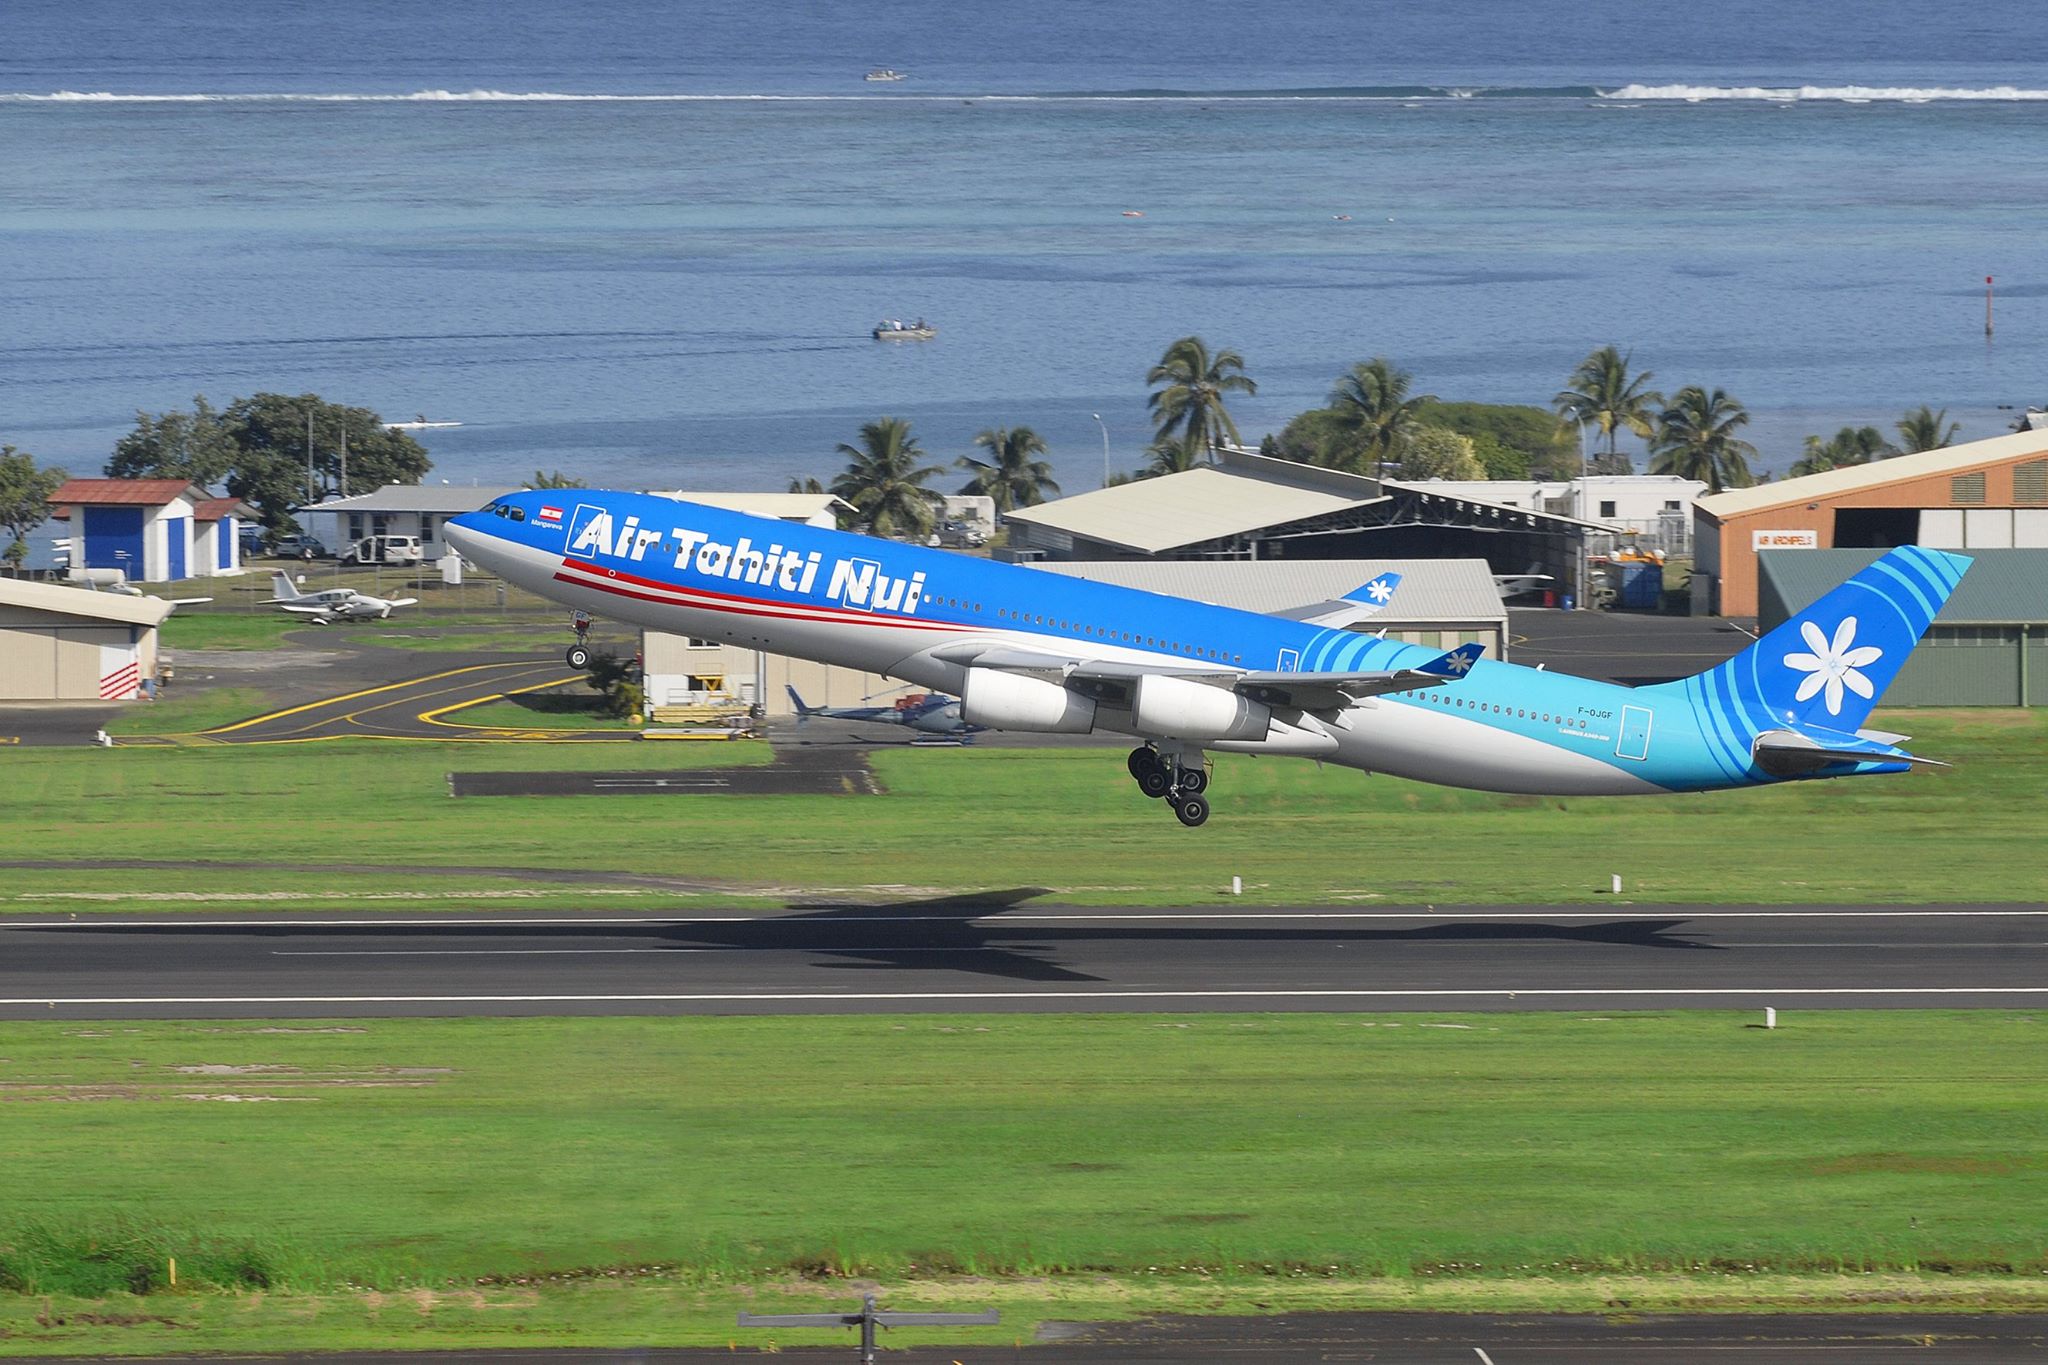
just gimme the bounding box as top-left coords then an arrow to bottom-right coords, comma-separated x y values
443,491 -> 1970,829
265,571 -> 418,624
786,684 -> 981,740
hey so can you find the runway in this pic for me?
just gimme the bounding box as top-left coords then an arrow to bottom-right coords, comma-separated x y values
26,1311 -> 2048,1363
3,902 -> 2043,1019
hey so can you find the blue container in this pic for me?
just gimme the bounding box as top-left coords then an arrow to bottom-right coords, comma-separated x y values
1620,562 -> 1662,609
1560,593 -> 1576,611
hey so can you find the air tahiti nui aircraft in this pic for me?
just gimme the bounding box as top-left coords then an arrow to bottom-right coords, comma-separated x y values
444,491 -> 1970,829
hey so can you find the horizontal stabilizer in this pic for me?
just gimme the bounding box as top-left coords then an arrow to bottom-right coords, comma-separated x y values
1752,726 -> 1946,776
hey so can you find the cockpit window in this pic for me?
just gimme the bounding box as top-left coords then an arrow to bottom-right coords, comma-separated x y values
507,506 -> 526,522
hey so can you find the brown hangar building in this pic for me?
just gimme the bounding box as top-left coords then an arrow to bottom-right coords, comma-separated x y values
1692,428 -> 2048,617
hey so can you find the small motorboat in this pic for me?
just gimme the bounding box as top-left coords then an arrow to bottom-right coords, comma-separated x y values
872,318 -> 935,340
1121,209 -> 1144,218
865,68 -> 907,83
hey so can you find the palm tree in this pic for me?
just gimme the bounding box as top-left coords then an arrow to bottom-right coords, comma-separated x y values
957,426 -> 1059,513
1138,433 -> 1205,479
1790,425 -> 1895,478
1328,357 -> 1434,478
1648,386 -> 1757,492
1555,346 -> 1663,476
1146,336 -> 1256,460
830,417 -> 945,539
1896,404 -> 1960,453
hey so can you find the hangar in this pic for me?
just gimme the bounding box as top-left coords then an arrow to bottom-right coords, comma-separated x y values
1759,548 -> 2048,707
1692,428 -> 2048,616
49,479 -> 251,584
999,446 -> 1619,607
0,578 -> 171,701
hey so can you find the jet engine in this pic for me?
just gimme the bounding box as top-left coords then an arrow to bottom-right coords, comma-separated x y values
959,669 -> 1096,734
1130,673 -> 1271,742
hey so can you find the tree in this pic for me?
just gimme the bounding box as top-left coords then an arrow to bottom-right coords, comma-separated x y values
1412,401 -> 1578,479
1649,386 -> 1756,492
1327,357 -> 1434,478
1146,336 -> 1256,460
528,470 -> 586,489
957,426 -> 1059,513
1896,404 -> 1960,454
105,393 -> 430,533
1790,425 -> 1895,478
107,395 -> 236,487
1398,426 -> 1487,481
0,445 -> 67,572
787,477 -> 827,495
830,417 -> 945,539
1555,346 -> 1663,475
1139,433 -> 1205,479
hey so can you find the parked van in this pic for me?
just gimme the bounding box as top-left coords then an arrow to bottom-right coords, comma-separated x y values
340,534 -> 424,566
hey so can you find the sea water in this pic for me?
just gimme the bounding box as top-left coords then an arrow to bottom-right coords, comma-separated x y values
4,0 -> 2047,519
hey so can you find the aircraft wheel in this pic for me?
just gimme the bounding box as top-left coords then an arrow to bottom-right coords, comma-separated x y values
1172,794 -> 1210,828
1126,746 -> 1158,781
1137,767 -> 1173,800
1176,767 -> 1208,796
566,644 -> 593,670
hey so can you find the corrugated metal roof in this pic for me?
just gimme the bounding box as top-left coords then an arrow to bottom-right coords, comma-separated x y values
0,577 -> 175,627
1003,466 -> 1388,554
1030,558 -> 1506,624
1697,428 -> 2048,521
652,492 -> 853,521
1757,548 -> 2048,626
192,496 -> 252,522
49,479 -> 199,507
300,485 -> 521,514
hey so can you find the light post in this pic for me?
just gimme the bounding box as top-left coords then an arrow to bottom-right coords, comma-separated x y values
1091,412 -> 1110,487
1564,407 -> 1592,611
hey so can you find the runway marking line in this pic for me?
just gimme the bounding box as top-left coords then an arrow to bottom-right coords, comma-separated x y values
200,661 -> 534,735
6,988 -> 2048,1006
1474,1349 -> 1496,1365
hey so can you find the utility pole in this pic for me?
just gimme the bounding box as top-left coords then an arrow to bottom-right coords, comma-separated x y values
305,409 -> 315,501
739,1294 -> 998,1365
339,426 -> 348,498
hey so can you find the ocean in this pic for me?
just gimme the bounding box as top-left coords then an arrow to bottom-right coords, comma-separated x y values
5,0 -> 2048,549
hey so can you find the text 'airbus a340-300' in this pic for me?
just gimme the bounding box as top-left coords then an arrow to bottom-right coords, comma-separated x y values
443,491 -> 1968,829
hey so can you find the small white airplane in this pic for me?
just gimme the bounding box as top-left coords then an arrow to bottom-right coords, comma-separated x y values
265,571 -> 417,624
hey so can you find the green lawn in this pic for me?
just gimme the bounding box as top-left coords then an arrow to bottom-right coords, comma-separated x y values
1,710 -> 2043,910
103,687 -> 279,737
0,1011 -> 2040,1354
159,612 -> 624,654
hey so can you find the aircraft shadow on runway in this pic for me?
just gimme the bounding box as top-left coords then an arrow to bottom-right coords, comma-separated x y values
15,891 -> 1723,984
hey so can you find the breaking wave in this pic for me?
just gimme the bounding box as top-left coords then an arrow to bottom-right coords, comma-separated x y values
1602,83 -> 2048,102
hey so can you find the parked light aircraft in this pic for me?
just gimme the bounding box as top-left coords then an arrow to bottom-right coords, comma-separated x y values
787,685 -> 980,739
265,571 -> 418,624
444,492 -> 1969,828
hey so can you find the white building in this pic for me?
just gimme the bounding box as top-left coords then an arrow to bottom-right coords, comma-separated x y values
1401,476 -> 1706,555
49,479 -> 251,584
299,484 -> 522,560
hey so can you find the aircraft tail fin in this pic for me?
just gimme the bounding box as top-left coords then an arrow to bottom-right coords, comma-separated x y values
1655,545 -> 1970,735
785,685 -> 815,722
267,571 -> 303,603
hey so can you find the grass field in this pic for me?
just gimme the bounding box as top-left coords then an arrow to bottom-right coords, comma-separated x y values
2,709 -> 2044,911
0,1011 -> 2041,1354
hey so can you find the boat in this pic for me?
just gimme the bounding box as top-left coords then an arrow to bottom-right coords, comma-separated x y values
872,319 -> 935,341
386,419 -> 463,430
864,68 -> 907,83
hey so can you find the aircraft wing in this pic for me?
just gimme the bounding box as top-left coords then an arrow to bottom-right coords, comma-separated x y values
277,604 -> 333,615
933,640 -> 1483,713
1266,571 -> 1405,628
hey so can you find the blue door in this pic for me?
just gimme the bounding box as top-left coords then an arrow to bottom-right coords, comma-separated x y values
82,506 -> 144,572
218,517 -> 235,569
165,517 -> 188,580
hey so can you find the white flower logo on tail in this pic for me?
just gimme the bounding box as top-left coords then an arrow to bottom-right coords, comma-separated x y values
1783,616 -> 1883,716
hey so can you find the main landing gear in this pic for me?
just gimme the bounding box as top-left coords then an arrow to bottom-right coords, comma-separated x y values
566,609 -> 594,670
1128,745 -> 1210,827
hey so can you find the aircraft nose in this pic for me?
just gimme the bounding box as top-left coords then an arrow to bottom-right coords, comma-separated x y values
442,518 -> 481,556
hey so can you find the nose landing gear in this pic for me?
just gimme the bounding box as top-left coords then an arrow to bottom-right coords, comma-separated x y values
566,609 -> 594,670
1127,745 -> 1212,827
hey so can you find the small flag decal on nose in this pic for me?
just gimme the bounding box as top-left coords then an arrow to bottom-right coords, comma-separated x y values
538,505 -> 563,525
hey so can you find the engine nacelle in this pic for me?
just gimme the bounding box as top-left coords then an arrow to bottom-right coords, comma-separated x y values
960,668 -> 1097,734
1130,673 -> 1271,742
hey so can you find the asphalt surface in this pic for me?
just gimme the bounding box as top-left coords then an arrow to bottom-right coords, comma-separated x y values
451,747 -> 878,796
116,656 -> 635,744
26,1312 -> 2048,1363
1507,607 -> 1753,685
3,903 -> 2041,1019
